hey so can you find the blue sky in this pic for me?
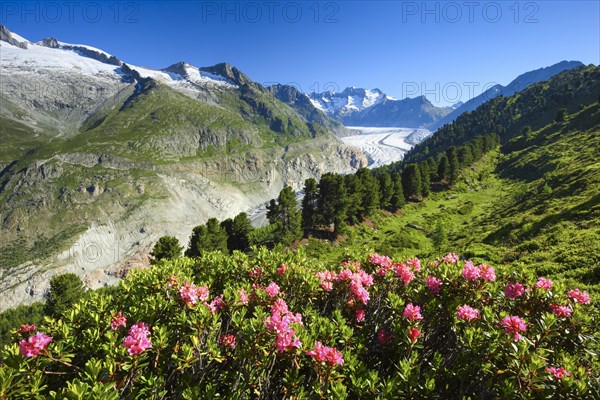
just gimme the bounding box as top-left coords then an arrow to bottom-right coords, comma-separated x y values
3,1 -> 599,106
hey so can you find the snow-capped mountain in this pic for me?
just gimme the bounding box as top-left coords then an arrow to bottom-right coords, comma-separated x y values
309,86 -> 452,129
309,87 -> 390,117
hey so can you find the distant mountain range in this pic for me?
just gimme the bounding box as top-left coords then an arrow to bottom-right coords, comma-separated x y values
302,60 -> 583,129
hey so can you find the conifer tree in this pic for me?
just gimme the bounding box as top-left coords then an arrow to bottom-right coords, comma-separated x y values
301,178 -> 319,235
150,236 -> 183,264
318,173 -> 348,236
390,172 -> 406,210
402,164 -> 422,201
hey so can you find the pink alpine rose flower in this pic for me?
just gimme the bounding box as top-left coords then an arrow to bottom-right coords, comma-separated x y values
123,322 -> 152,356
395,264 -> 415,286
276,263 -> 288,275
316,271 -> 336,291
238,289 -> 249,305
502,316 -> 527,341
110,312 -> 127,330
546,366 -> 571,379
442,252 -> 459,264
19,332 -> 52,358
219,333 -> 237,348
407,257 -> 421,271
478,264 -> 496,281
408,327 -> 421,343
265,282 -> 280,298
179,282 -> 209,306
306,342 -> 344,367
18,324 -> 36,334
426,276 -> 442,295
551,304 -> 573,318
403,303 -> 423,321
504,283 -> 526,299
534,277 -> 553,290
369,253 -> 391,268
356,308 -> 365,322
567,289 -> 590,304
457,305 -> 480,321
462,261 -> 480,280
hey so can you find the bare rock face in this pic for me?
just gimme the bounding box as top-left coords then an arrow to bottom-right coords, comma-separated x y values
0,24 -> 27,48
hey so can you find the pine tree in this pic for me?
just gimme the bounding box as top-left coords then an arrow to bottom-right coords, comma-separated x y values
433,220 -> 448,251
344,174 -> 363,225
447,146 -> 459,184
225,213 -> 254,252
45,273 -> 85,317
357,168 -> 380,218
437,153 -> 450,181
419,162 -> 431,197
301,178 -> 319,235
186,218 -> 228,256
375,170 -> 393,209
318,173 -> 348,236
268,187 -> 302,245
401,164 -> 422,201
458,146 -> 473,166
150,236 -> 183,264
426,157 -> 438,181
390,172 -> 405,210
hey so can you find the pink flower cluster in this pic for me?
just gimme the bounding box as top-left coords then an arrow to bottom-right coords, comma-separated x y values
534,277 -> 553,290
442,252 -> 459,264
461,261 -> 496,282
406,257 -> 421,271
110,312 -> 127,330
19,332 -> 52,358
264,299 -> 303,352
18,324 -> 36,334
550,304 -> 572,318
426,276 -> 442,295
238,289 -> 249,305
369,253 -> 391,269
457,305 -> 480,321
355,308 -> 365,322
407,327 -> 421,343
403,303 -> 423,321
502,316 -> 527,341
568,289 -> 590,304
123,322 -> 152,356
276,263 -> 288,275
249,267 -> 263,280
317,265 -> 374,305
394,263 -> 415,286
316,271 -> 337,291
265,282 -> 280,298
179,282 -> 209,306
206,294 -> 225,314
504,282 -> 526,299
306,342 -> 344,367
546,366 -> 571,379
219,333 -> 236,348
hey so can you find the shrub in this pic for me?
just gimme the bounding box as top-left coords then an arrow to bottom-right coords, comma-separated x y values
1,249 -> 597,398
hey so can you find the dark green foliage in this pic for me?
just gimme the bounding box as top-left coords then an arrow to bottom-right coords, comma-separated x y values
318,173 -> 348,236
402,164 -> 422,201
375,170 -> 394,209
0,302 -> 44,347
419,162 -> 431,197
458,145 -> 473,166
447,146 -> 460,184
426,157 -> 438,181
186,218 -> 229,256
390,172 -> 406,210
356,168 -> 381,219
268,186 -> 302,245
44,273 -> 85,317
344,174 -> 363,225
301,178 -> 319,235
405,66 -> 600,165
150,236 -> 183,264
555,108 -> 567,122
437,153 -> 450,182
223,213 -> 254,252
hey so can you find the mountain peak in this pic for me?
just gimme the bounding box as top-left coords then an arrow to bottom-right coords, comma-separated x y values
39,37 -> 60,48
0,24 -> 28,49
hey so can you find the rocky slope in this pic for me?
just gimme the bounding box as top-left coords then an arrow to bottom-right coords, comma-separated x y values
0,25 -> 367,310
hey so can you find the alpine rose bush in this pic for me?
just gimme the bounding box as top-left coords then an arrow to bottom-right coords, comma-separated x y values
2,249 -> 597,399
